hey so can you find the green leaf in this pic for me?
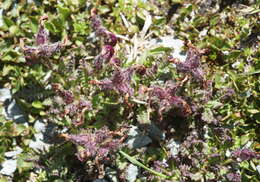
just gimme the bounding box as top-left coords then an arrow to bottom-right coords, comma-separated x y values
14,124 -> 27,136
137,110 -> 150,124
209,36 -> 231,50
240,134 -> 250,146
52,18 -> 64,32
2,65 -> 15,76
2,49 -> 20,61
2,0 -> 12,10
226,50 -> 241,60
2,16 -> 15,27
210,16 -> 219,26
57,5 -> 71,20
247,109 -> 259,114
149,47 -> 172,55
32,101 -> 43,109
240,70 -> 260,76
98,5 -> 111,14
206,101 -> 223,109
45,22 -> 56,34
119,150 -> 170,179
214,73 -> 226,89
73,22 -> 88,35
17,155 -> 34,173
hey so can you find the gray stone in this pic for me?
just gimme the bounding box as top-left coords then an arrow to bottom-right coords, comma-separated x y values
34,119 -> 47,133
0,88 -> 27,124
128,126 -> 139,137
29,133 -> 50,152
126,164 -> 138,182
127,126 -> 152,149
0,88 -> 11,102
29,119 -> 50,151
159,36 -> 187,62
147,123 -> 165,141
127,135 -> 152,149
0,159 -> 17,176
256,165 -> 260,175
166,139 -> 181,156
4,147 -> 23,159
4,99 -> 27,124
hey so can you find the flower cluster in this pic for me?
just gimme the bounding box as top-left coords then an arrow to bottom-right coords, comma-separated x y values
59,90 -> 74,104
226,172 -> 241,182
50,83 -> 92,126
149,84 -> 191,118
51,84 -> 75,104
213,127 -> 232,144
91,67 -> 135,96
170,42 -> 206,82
90,8 -> 117,47
220,88 -> 235,101
232,148 -> 259,161
91,8 -> 118,70
65,100 -> 92,116
62,126 -> 124,161
20,16 -> 64,65
135,64 -> 158,77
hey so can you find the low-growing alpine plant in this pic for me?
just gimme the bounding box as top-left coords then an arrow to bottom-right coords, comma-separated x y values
20,15 -> 66,67
0,1 -> 259,181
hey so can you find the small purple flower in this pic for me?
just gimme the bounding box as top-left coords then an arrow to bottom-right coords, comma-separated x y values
221,88 -> 235,101
111,67 -> 134,95
102,45 -> 115,60
96,67 -> 134,96
110,57 -> 121,66
93,55 -> 104,70
210,153 -> 221,158
90,9 -> 106,37
78,100 -> 92,110
38,42 -> 62,57
151,86 -> 168,99
179,164 -> 191,177
49,108 -> 60,114
225,88 -> 235,97
60,90 -> 74,104
65,126 -> 124,161
232,148 -> 258,161
98,79 -> 114,90
23,42 -> 62,64
21,16 -> 63,65
90,8 -> 118,70
213,127 -> 232,144
105,32 -> 117,47
146,64 -> 158,76
36,24 -> 49,46
174,44 -> 205,81
90,8 -> 117,46
98,148 -> 110,158
66,104 -> 78,115
191,67 -> 204,81
135,64 -> 158,77
150,85 -> 191,117
94,45 -> 115,70
226,172 -> 241,182
153,160 -> 168,173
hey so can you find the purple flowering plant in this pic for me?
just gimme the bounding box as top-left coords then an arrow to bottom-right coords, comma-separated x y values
2,1 -> 258,181
19,7 -> 259,181
20,15 -> 66,66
